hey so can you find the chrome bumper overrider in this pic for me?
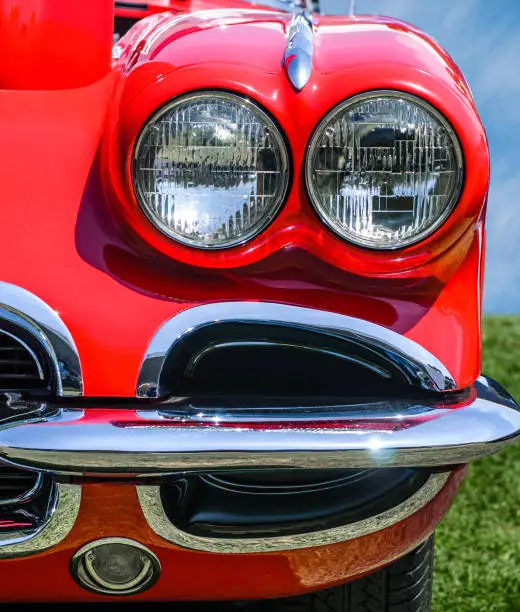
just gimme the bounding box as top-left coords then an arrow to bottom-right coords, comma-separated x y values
0,377 -> 518,475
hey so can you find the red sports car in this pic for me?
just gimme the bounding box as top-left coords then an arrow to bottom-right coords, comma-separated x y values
0,0 -> 518,610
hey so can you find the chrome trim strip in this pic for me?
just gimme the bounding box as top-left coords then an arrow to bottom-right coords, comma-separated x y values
0,378 -> 518,475
283,11 -> 314,91
0,282 -> 83,396
0,471 -> 44,507
136,301 -> 456,398
137,472 -> 450,553
0,483 -> 81,558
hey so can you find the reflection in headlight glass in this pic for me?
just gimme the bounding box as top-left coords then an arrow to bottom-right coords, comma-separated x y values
306,94 -> 463,249
133,92 -> 289,249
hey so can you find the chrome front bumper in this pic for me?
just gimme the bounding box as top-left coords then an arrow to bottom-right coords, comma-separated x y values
0,376 -> 518,476
0,289 -> 519,476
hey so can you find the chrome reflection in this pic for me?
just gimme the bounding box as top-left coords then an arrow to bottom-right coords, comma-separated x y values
0,282 -> 83,396
0,377 -> 518,475
136,301 -> 456,398
283,12 -> 314,91
0,483 -> 81,558
71,537 -> 161,596
0,471 -> 44,507
137,472 -> 449,553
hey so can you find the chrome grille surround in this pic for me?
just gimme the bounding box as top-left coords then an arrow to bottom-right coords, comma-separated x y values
137,471 -> 450,553
0,282 -> 83,396
136,301 -> 457,398
0,482 -> 81,558
0,465 -> 43,506
0,458 -> 81,559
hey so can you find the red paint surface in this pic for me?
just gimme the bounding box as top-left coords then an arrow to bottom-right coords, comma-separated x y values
0,0 -> 113,88
108,11 -> 488,276
0,9 -> 488,396
0,469 -> 465,602
0,3 -> 486,600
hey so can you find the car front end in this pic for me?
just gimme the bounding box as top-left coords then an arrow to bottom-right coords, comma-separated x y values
0,0 -> 518,608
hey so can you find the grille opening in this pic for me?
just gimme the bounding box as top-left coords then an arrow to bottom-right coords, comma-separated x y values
0,322 -> 53,395
0,465 -> 40,503
158,322 -> 418,400
0,332 -> 42,388
0,464 -> 54,535
160,468 -> 430,538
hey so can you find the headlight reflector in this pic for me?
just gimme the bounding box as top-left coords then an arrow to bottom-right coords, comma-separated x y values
133,92 -> 289,249
305,92 -> 464,249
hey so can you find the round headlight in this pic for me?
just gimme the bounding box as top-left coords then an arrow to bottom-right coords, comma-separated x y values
305,92 -> 464,249
133,92 -> 289,249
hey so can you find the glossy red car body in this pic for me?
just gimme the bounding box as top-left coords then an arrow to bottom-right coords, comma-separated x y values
0,469 -> 465,602
0,0 -> 513,605
0,2 -> 488,397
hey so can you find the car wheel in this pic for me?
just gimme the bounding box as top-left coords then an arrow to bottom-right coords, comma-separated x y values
265,535 -> 435,612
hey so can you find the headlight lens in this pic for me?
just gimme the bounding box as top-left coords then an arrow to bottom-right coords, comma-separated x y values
133,92 -> 289,249
305,92 -> 464,249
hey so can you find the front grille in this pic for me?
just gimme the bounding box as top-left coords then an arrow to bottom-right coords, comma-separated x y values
0,465 -> 41,505
0,330 -> 45,392
160,322 -> 415,400
160,468 -> 430,539
0,464 -> 52,535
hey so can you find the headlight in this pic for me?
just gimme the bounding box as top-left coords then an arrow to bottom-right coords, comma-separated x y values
133,92 -> 289,249
305,92 -> 464,249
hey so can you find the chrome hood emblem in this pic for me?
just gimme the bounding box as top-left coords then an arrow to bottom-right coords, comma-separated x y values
283,12 -> 314,91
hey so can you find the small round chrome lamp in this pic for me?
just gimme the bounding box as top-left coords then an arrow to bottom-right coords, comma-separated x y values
71,538 -> 161,596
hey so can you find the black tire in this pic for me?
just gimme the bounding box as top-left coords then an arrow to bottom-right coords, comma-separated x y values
258,535 -> 435,612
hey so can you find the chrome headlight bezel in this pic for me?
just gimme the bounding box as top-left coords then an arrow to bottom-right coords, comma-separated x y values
304,90 -> 465,250
131,90 -> 291,251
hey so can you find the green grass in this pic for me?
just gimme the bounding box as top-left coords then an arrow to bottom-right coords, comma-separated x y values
433,316 -> 520,612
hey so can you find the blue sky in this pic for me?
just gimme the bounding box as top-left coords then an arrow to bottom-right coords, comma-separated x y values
323,0 -> 519,313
